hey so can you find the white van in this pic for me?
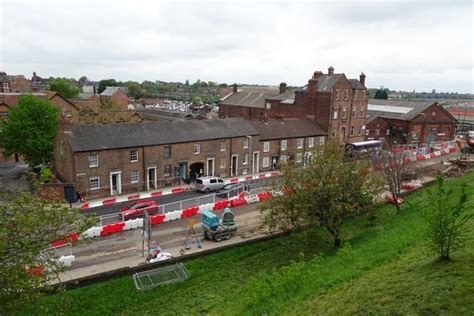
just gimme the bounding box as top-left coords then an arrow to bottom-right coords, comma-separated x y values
195,176 -> 225,193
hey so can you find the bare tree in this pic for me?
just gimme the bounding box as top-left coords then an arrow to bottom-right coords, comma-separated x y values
374,149 -> 410,211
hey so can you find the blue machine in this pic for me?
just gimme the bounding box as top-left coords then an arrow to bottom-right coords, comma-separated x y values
201,210 -> 220,229
201,208 -> 238,242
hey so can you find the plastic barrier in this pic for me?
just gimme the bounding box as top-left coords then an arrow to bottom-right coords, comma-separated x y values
230,197 -> 247,207
150,214 -> 165,225
102,198 -> 116,206
181,207 -> 199,218
230,178 -> 239,183
449,147 -> 457,153
257,191 -> 272,201
172,188 -> 184,194
416,155 -> 426,161
401,183 -> 418,191
213,200 -> 230,211
199,203 -> 214,213
81,226 -> 101,238
151,191 -> 162,197
128,194 -> 140,201
58,255 -> 75,267
244,194 -> 260,204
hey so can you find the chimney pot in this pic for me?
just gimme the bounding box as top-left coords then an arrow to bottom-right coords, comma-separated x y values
232,83 -> 238,93
279,82 -> 287,94
312,71 -> 323,80
328,66 -> 334,76
359,72 -> 366,86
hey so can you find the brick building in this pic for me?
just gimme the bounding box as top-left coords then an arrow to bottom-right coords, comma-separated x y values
219,67 -> 368,144
53,118 -> 326,199
0,72 -> 32,93
365,100 -> 456,145
100,86 -> 129,110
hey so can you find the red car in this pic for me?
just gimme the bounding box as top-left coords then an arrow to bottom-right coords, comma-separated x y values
119,200 -> 159,220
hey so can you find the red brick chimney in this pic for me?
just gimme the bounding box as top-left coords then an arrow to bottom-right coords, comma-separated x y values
328,66 -> 334,76
279,82 -> 287,94
233,83 -> 238,93
308,71 -> 323,95
359,72 -> 366,86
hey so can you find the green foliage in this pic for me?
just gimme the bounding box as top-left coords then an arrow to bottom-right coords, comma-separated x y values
49,78 -> 79,99
126,81 -> 145,100
0,192 -> 97,314
260,141 -> 381,246
0,95 -> 60,167
374,86 -> 390,99
422,175 -> 472,260
26,172 -> 474,315
97,79 -> 118,94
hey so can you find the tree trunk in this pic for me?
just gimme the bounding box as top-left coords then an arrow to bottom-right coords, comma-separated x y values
334,237 -> 341,247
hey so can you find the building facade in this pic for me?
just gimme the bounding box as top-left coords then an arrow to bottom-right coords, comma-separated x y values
365,100 -> 456,145
219,67 -> 368,144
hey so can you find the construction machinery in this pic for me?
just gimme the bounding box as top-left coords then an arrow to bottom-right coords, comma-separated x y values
201,208 -> 238,242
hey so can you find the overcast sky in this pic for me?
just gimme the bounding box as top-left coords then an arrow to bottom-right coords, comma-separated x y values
1,0 -> 473,93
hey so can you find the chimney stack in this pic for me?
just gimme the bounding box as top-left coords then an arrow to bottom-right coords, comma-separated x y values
328,66 -> 334,76
233,83 -> 238,93
308,71 -> 323,95
279,82 -> 287,94
359,72 -> 366,86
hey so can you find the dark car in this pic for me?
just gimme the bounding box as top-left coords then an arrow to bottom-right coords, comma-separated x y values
119,200 -> 159,221
216,183 -> 244,198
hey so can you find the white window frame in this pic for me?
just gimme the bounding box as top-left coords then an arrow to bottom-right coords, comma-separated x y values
342,108 -> 347,119
262,157 -> 270,168
89,176 -> 100,190
89,153 -> 99,167
297,138 -> 303,149
193,144 -> 200,155
350,126 -> 355,136
280,155 -> 287,163
354,90 -> 358,100
352,107 -> 357,118
243,138 -> 249,149
296,153 -> 303,163
242,154 -> 248,165
335,90 -> 340,100
130,170 -> 139,183
281,139 -> 287,151
220,158 -> 226,169
331,128 -> 337,138
265,102 -> 271,109
319,136 -> 325,145
344,90 -> 349,100
130,149 -> 138,162
220,140 -> 226,152
333,109 -> 338,120
263,141 -> 270,153
308,137 -> 314,148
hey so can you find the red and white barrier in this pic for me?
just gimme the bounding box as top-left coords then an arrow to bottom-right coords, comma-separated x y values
80,171 -> 281,210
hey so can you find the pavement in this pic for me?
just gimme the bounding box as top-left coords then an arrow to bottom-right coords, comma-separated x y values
57,203 -> 265,283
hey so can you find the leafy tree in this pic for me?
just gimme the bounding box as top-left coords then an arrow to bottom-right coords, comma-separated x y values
421,176 -> 472,261
185,79 -> 190,86
0,192 -> 97,313
260,141 -> 380,246
127,81 -> 145,100
191,96 -> 203,105
374,149 -> 409,211
78,76 -> 88,85
49,78 -> 79,99
97,79 -> 118,93
374,86 -> 390,100
0,95 -> 60,167
218,83 -> 228,88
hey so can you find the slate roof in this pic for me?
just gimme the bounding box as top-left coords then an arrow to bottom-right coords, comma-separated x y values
367,100 -> 438,121
220,88 -> 279,108
249,119 -> 326,140
348,79 -> 366,90
100,86 -> 128,96
65,118 -> 259,152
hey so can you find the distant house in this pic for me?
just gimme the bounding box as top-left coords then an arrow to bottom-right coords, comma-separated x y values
100,86 -> 129,110
31,71 -> 50,92
0,72 -> 32,93
365,99 -> 456,145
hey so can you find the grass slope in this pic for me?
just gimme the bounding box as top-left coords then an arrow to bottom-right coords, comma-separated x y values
28,173 -> 474,315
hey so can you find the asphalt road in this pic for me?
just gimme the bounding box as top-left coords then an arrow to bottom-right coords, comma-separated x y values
82,177 -> 274,221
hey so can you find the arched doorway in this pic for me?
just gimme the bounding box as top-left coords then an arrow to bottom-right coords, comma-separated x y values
189,162 -> 204,182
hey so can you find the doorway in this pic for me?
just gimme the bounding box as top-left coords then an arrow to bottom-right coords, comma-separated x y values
231,155 -> 238,176
189,162 -> 204,182
147,167 -> 156,190
207,158 -> 215,176
252,151 -> 259,174
109,171 -> 122,196
179,162 -> 188,183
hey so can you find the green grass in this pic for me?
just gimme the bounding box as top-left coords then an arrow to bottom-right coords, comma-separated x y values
26,173 -> 474,315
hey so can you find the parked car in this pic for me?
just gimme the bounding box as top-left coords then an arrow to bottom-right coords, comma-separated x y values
216,183 -> 245,198
195,176 -> 225,193
119,200 -> 159,220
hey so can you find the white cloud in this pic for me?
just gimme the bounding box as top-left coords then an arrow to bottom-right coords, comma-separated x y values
0,0 -> 472,93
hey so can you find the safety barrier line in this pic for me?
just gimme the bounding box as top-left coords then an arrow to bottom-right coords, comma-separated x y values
80,172 -> 281,210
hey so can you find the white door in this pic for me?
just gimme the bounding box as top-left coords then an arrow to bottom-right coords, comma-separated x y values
147,167 -> 157,190
207,158 -> 215,176
110,171 -> 122,196
253,151 -> 259,174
